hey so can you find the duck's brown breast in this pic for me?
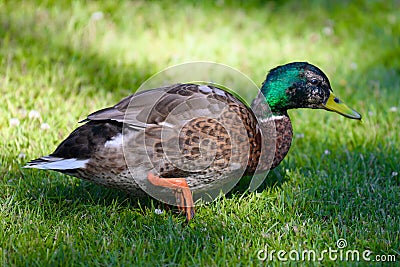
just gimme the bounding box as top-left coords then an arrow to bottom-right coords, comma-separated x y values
269,114 -> 293,169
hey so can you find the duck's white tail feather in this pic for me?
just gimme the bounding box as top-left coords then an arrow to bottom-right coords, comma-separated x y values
24,156 -> 89,170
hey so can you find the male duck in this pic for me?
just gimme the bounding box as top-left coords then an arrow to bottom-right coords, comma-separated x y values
25,62 -> 361,220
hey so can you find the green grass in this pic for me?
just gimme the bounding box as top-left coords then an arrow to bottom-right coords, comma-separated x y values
1,0 -> 399,266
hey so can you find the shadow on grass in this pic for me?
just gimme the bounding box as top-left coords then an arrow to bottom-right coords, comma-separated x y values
1,14 -> 155,98
3,0 -> 392,97
229,166 -> 289,197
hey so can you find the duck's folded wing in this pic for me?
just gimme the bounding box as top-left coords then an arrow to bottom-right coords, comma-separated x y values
82,84 -> 228,129
82,86 -> 177,128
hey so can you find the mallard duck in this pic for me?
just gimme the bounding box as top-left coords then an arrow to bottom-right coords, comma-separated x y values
25,62 -> 361,220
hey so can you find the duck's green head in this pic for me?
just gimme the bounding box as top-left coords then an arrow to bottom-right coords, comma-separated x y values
260,62 -> 361,119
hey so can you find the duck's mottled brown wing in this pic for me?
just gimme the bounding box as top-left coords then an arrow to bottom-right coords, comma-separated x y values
83,88 -> 167,127
83,83 -> 244,126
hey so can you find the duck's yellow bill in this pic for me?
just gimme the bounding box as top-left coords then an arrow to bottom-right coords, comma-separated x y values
321,92 -> 362,120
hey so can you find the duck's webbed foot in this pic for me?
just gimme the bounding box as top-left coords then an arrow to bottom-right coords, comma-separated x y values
147,172 -> 195,221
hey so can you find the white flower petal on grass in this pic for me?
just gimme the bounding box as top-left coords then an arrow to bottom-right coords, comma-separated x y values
41,123 -> 50,130
91,11 -> 104,21
389,106 -> 398,112
29,110 -> 41,119
154,209 -> 164,215
322,26 -> 333,36
350,62 -> 358,70
324,149 -> 330,155
392,171 -> 398,177
18,153 -> 26,159
9,118 -> 20,127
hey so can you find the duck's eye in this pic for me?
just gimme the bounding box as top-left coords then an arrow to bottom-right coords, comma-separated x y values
310,78 -> 320,85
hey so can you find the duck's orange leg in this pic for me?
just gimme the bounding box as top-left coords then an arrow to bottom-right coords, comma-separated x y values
147,172 -> 195,221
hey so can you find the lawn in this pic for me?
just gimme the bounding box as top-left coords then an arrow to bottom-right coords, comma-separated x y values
1,0 -> 399,266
